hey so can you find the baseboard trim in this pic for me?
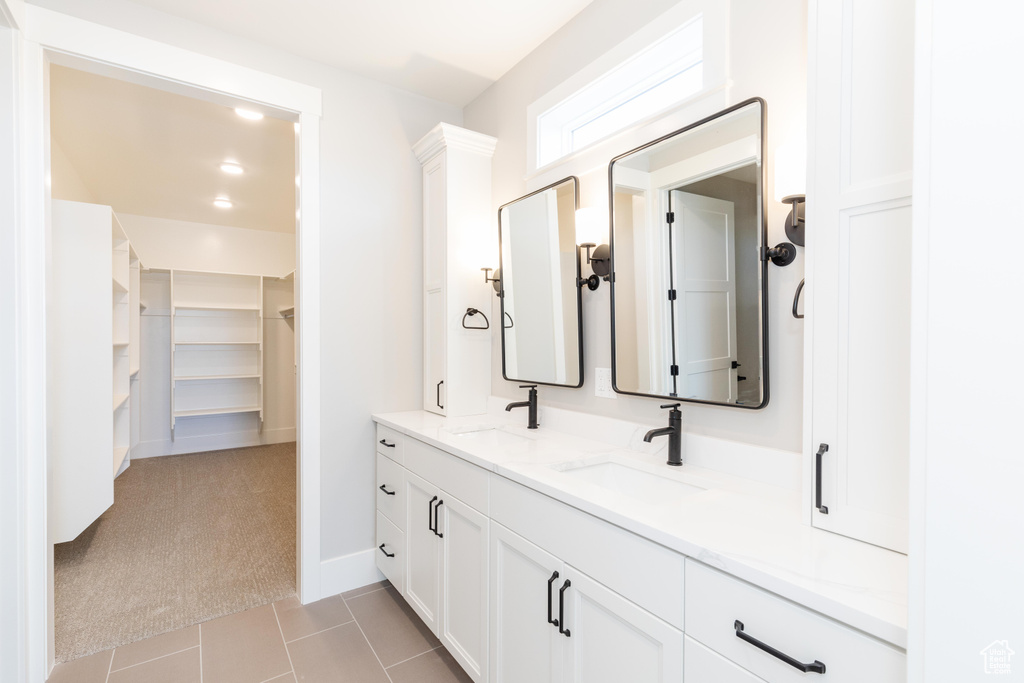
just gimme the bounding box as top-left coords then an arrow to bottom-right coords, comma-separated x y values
319,550 -> 385,600
132,427 -> 296,459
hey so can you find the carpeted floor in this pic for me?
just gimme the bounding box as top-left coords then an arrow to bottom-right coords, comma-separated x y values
54,442 -> 296,663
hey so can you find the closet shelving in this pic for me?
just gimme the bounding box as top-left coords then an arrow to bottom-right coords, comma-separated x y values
169,270 -> 264,437
112,216 -> 131,476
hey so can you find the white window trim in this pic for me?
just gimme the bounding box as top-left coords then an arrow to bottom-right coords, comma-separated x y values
526,0 -> 729,188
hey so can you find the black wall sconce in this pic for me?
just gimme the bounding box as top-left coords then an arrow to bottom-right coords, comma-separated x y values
482,267 -> 501,295
766,195 -> 806,267
577,243 -> 611,290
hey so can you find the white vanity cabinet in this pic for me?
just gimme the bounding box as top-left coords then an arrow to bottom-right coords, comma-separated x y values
804,0 -> 915,553
413,123 -> 496,418
489,521 -> 683,683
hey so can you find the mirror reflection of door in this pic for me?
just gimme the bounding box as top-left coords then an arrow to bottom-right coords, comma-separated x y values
669,190 -> 737,402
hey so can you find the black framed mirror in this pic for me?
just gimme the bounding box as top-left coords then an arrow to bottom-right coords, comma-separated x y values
498,176 -> 584,388
608,98 -> 768,408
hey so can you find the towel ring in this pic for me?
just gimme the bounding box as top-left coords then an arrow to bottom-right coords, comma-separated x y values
462,308 -> 490,330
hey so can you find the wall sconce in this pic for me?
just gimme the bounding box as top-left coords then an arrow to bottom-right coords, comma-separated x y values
770,141 -> 807,267
575,207 -> 611,290
481,267 -> 501,295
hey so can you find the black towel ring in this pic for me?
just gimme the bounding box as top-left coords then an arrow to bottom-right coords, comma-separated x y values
462,308 -> 490,330
503,311 -> 514,329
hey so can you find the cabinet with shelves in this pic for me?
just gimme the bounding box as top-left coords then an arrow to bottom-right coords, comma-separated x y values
169,270 -> 264,435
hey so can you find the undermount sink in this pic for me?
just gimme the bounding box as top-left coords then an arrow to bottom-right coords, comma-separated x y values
446,425 -> 530,448
554,460 -> 706,502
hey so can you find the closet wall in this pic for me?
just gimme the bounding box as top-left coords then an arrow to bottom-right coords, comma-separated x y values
125,215 -> 296,458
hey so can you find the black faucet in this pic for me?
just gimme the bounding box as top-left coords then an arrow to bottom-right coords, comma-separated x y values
643,403 -> 683,466
505,384 -> 539,429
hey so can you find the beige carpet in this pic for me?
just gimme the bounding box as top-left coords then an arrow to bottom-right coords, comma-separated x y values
54,442 -> 296,663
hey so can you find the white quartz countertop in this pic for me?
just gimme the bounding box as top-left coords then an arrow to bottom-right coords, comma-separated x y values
372,407 -> 908,649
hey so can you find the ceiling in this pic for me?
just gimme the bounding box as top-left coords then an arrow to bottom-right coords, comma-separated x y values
116,0 -> 595,106
50,64 -> 296,233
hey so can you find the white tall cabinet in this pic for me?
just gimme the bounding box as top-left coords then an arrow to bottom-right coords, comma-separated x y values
804,0 -> 915,552
413,124 -> 496,418
50,200 -> 142,543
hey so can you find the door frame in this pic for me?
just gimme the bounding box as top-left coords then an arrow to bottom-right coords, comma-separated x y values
14,6 -> 324,679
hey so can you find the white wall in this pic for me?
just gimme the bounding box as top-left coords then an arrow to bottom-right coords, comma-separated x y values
118,213 -> 295,276
464,0 -> 807,453
909,1 -> 1024,680
27,0 -> 463,567
49,137 -> 95,203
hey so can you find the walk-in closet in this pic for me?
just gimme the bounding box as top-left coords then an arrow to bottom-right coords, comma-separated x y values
46,63 -> 300,662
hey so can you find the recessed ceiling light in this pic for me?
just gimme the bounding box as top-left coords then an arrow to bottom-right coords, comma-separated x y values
235,108 -> 264,121
214,197 -> 233,209
220,162 -> 244,175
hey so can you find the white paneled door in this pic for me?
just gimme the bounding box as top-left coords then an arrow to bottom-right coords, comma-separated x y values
404,471 -> 440,631
438,493 -> 488,683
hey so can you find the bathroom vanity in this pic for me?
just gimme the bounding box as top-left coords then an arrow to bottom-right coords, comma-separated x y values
372,406 -> 907,683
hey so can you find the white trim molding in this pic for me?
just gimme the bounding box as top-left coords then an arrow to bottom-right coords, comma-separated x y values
412,122 -> 497,164
320,550 -> 386,599
0,0 -> 24,30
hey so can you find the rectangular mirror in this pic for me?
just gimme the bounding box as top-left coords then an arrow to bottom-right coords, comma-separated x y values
609,98 -> 767,408
498,176 -> 583,388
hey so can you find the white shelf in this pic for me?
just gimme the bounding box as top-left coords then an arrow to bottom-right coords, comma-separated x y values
173,406 -> 261,418
174,374 -> 261,382
174,305 -> 260,312
174,341 -> 260,346
112,277 -> 128,294
279,306 -> 294,318
113,446 -> 129,475
113,341 -> 129,348
113,394 -> 129,411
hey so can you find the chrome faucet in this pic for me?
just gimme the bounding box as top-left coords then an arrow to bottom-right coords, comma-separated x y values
643,403 -> 683,466
505,384 -> 539,429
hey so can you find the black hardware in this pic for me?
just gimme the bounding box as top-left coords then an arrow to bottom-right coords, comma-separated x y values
378,543 -> 395,558
379,438 -> 395,448
670,365 -> 679,376
497,176 -> 585,390
379,484 -> 395,496
434,499 -> 444,538
607,98 -> 771,411
764,242 -> 797,267
668,289 -> 677,300
782,194 -> 806,246
666,211 -> 675,224
738,375 -> 747,381
547,571 -> 560,627
732,361 -> 741,369
734,620 -> 825,674
793,278 -> 805,319
503,311 -> 514,329
558,580 -> 571,637
436,380 -> 444,410
428,495 -> 438,534
506,385 -> 539,429
462,307 -> 490,330
644,403 -> 683,466
815,444 -> 829,514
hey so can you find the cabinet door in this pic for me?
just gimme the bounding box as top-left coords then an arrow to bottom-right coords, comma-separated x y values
685,636 -> 766,683
422,153 -> 446,416
806,0 -> 914,553
405,471 -> 440,632
489,522 -> 563,683
561,567 -> 683,683
438,493 -> 488,682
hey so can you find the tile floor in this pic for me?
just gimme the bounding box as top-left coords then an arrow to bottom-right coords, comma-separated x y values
47,581 -> 473,683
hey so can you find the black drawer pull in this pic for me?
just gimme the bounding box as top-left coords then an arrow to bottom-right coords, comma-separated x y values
734,620 -> 825,674
558,580 -> 571,638
379,439 -> 396,448
434,499 -> 444,538
378,544 -> 394,558
436,380 -> 444,409
815,443 -> 829,515
547,571 -> 560,627
428,495 -> 438,534
379,484 -> 395,496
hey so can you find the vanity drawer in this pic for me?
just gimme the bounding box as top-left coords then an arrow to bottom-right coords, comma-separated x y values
376,452 -> 406,529
403,436 -> 488,514
685,561 -> 905,683
376,510 -> 405,595
376,424 -> 404,463
685,636 -> 766,682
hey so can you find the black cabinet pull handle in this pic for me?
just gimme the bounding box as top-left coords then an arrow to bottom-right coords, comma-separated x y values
734,620 -> 825,674
434,499 -> 444,538
379,438 -> 396,448
547,571 -> 560,627
436,380 -> 444,409
558,580 -> 571,637
428,495 -> 438,534
793,278 -> 805,319
815,443 -> 829,514
379,484 -> 395,496
378,543 -> 394,558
